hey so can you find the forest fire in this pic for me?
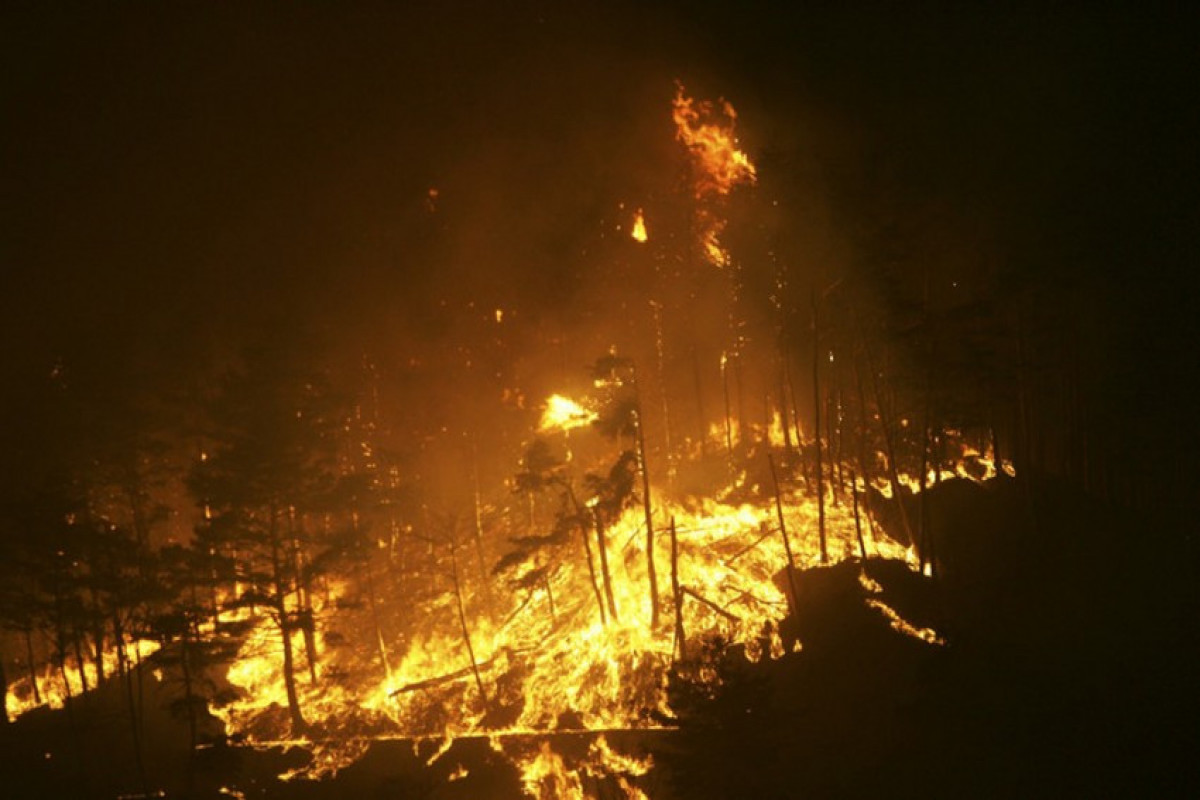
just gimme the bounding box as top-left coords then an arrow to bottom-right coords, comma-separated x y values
5,5 -> 1193,799
0,78 -> 988,798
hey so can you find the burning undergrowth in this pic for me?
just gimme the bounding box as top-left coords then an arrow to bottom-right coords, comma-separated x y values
196,406 -> 978,794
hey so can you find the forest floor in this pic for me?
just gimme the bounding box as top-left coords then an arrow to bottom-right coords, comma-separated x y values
2,475 -> 1197,799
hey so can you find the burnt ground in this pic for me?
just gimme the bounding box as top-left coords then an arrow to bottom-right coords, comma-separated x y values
2,475 -> 1197,799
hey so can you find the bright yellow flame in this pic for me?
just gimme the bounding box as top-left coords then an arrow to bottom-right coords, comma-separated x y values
631,209 -> 648,243
539,394 -> 598,433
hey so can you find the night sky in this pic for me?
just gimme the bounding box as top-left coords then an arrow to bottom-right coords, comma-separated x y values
3,3 -> 1197,483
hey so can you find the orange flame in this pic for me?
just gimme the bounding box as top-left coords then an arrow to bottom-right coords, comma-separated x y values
672,83 -> 757,200
672,83 -> 756,267
631,209 -> 648,243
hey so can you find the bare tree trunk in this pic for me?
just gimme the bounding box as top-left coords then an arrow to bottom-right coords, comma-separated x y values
767,454 -> 802,616
112,608 -> 146,793
72,634 -> 90,694
24,627 -> 41,705
270,505 -> 306,735
580,518 -> 607,627
449,540 -> 489,709
779,363 -> 794,455
669,517 -> 686,662
360,540 -> 394,683
851,468 -> 868,561
689,344 -> 709,450
179,630 -> 198,789
721,351 -> 735,473
860,324 -> 916,546
471,442 -> 491,586
651,300 -> 675,486
632,371 -> 660,628
1,651 -> 9,724
852,357 -> 880,544
592,509 -> 619,622
288,513 -> 319,686
811,291 -> 828,563
828,391 -> 842,506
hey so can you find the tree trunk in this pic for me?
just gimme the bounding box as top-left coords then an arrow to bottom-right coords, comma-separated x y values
861,325 -> 916,546
689,344 -> 709,450
580,516 -> 607,627
72,634 -> 90,694
851,468 -> 868,561
118,613 -> 149,796
24,627 -> 41,705
288,514 -> 319,686
449,541 -> 489,709
633,397 -> 660,628
270,505 -> 307,735
767,454 -> 802,616
721,352 -> 736,473
811,291 -> 828,563
651,299 -> 675,487
852,357 -> 880,544
590,509 -> 619,622
1,651 -> 9,724
669,517 -> 686,662
360,540 -> 394,683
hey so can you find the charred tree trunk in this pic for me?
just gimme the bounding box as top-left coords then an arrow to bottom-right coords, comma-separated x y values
851,468 -> 868,561
88,589 -> 106,685
689,344 -> 709,451
779,363 -> 795,456
852,357 -> 880,544
631,373 -> 660,628
72,633 -> 89,694
860,324 -> 915,546
269,505 -> 307,735
811,291 -> 828,563
580,517 -> 607,627
359,523 -> 394,683
113,608 -> 146,792
721,352 -> 736,473
767,454 -> 802,616
670,516 -> 686,662
288,513 -> 319,686
470,442 -> 492,588
449,540 -> 489,709
592,509 -> 619,622
1,652 -> 8,724
24,626 -> 41,705
828,391 -> 842,506
651,300 -> 676,486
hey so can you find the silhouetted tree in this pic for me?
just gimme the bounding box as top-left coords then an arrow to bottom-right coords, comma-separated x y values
189,348 -> 348,735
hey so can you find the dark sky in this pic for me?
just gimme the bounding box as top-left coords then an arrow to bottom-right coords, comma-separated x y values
3,3 -> 1197,426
